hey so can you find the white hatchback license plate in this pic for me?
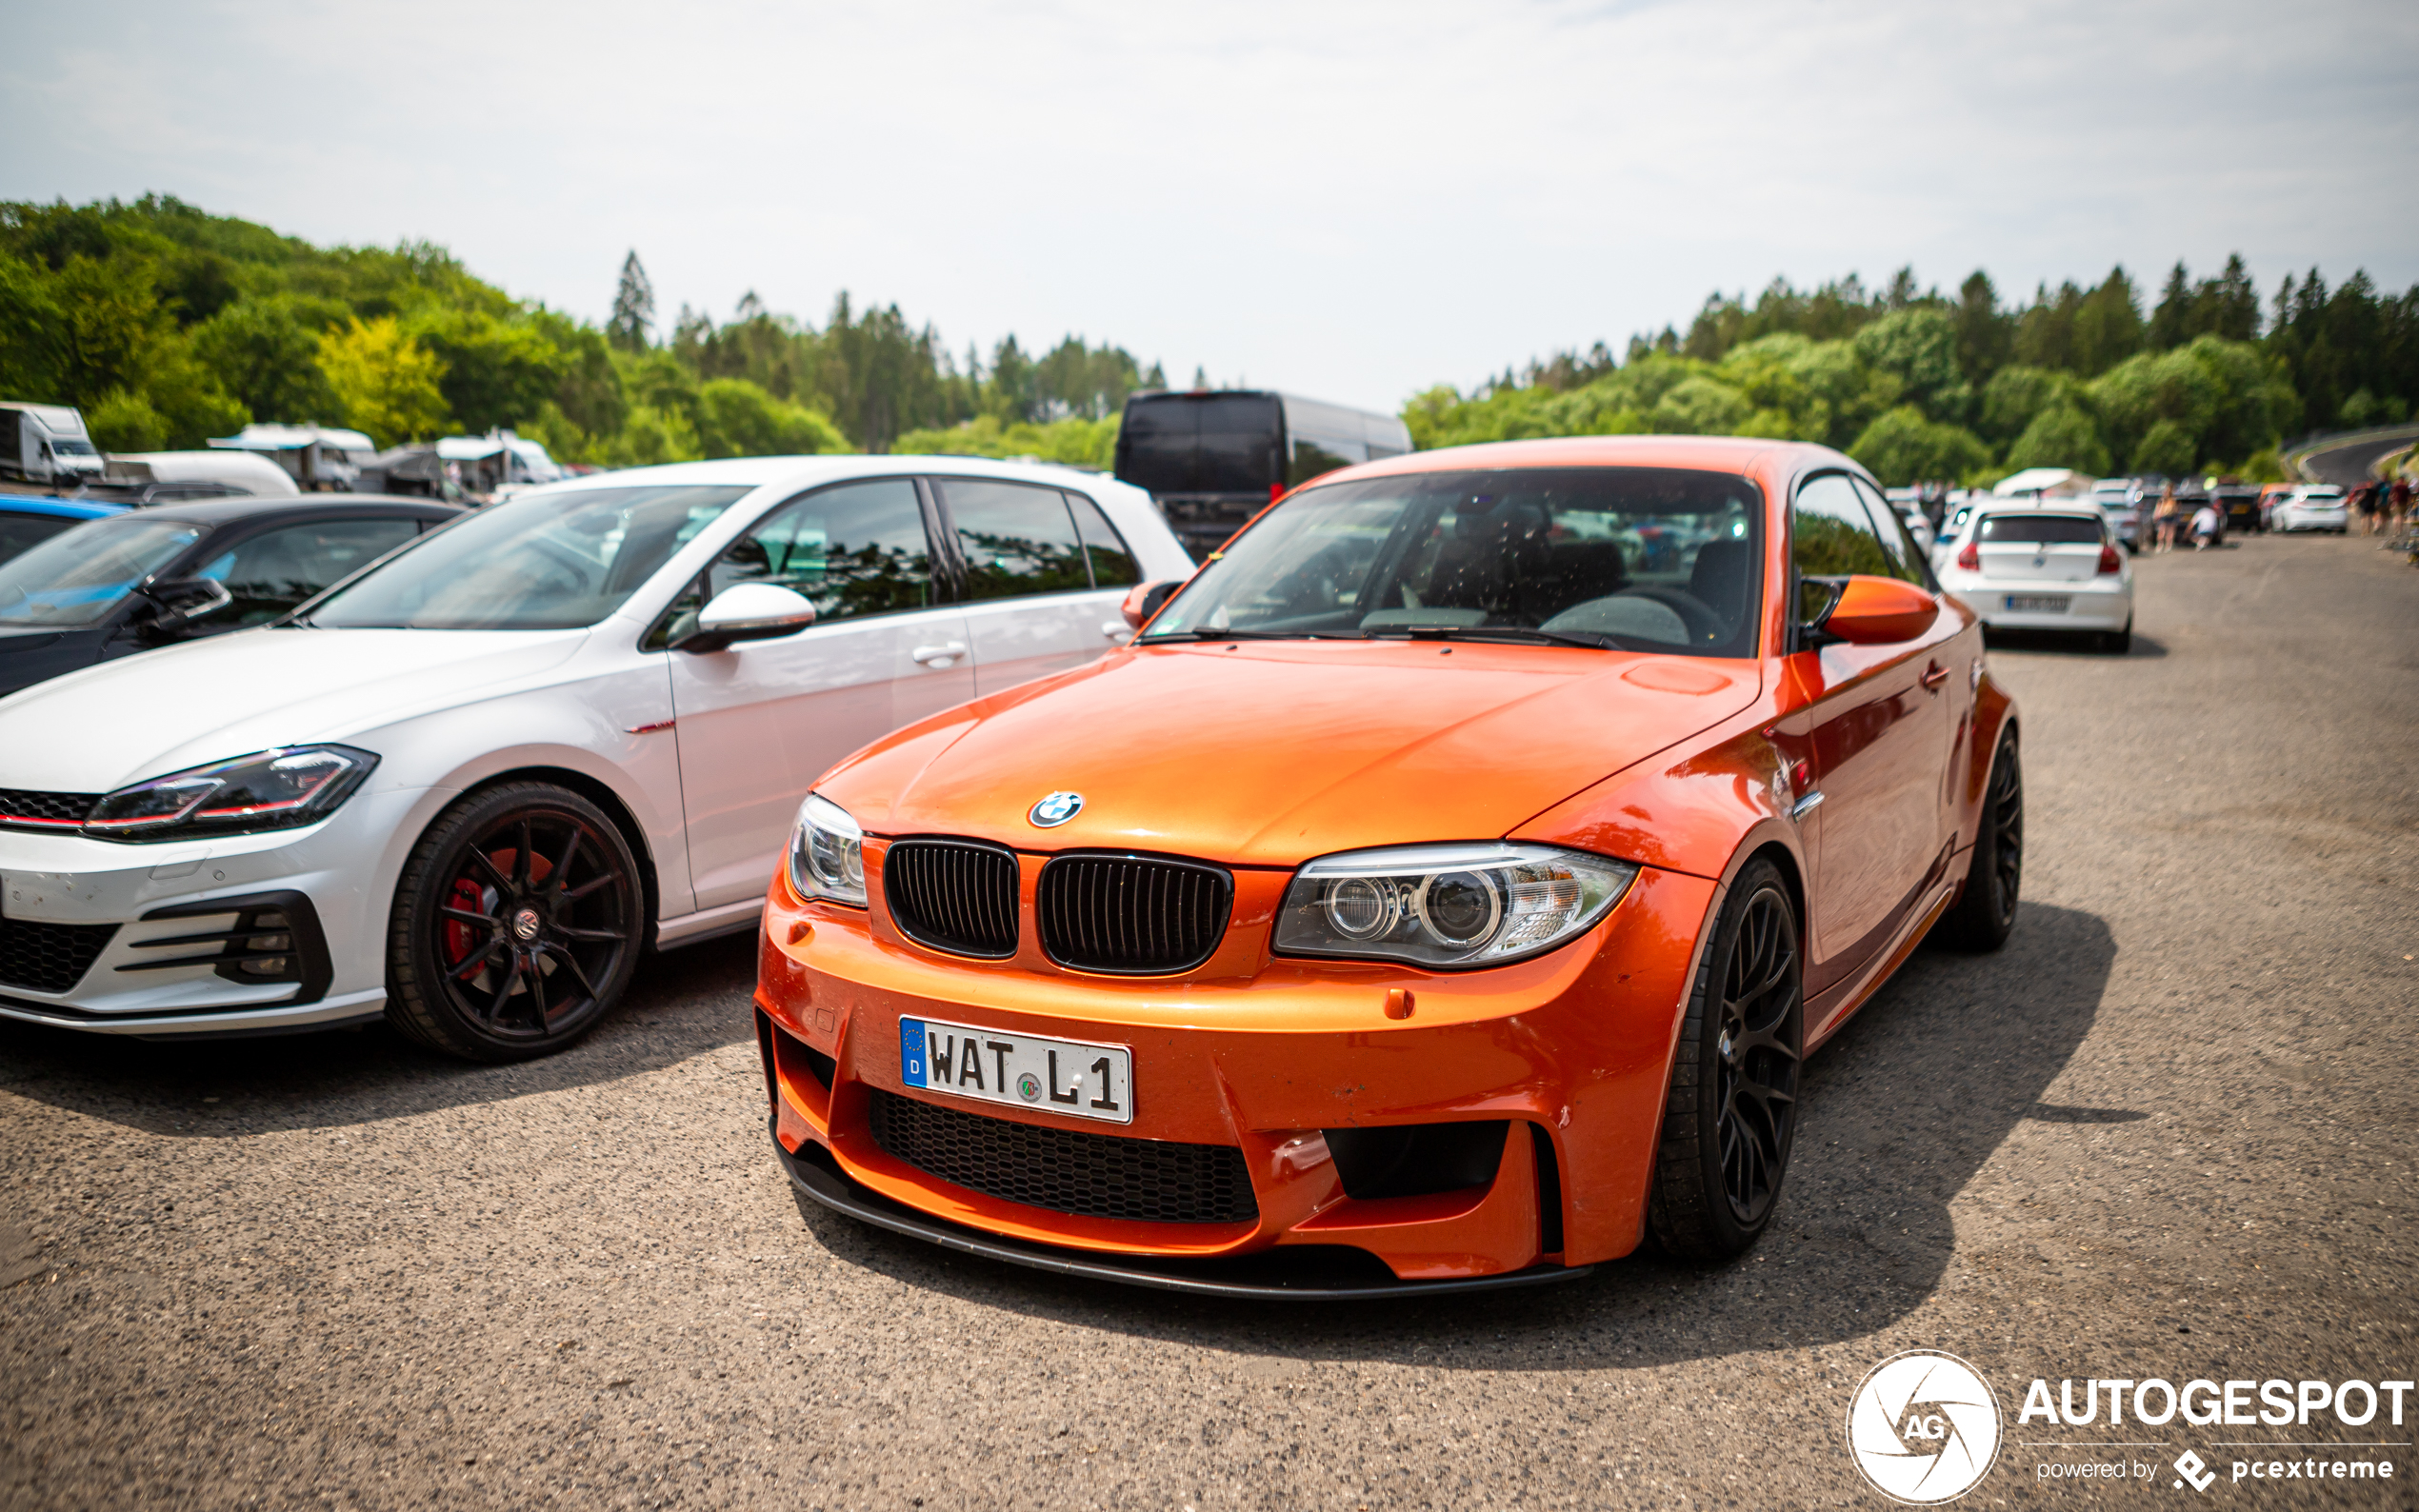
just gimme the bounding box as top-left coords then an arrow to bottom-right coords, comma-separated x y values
2005,595 -> 2069,612
899,1016 -> 1133,1124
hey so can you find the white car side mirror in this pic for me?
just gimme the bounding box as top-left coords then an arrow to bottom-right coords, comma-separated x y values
676,583 -> 817,654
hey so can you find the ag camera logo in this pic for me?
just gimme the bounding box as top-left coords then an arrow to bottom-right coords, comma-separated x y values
1848,1350 -> 2004,1503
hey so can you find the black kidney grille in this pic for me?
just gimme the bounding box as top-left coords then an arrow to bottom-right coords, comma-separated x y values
883,839 -> 1020,958
0,787 -> 100,830
0,918 -> 120,993
1037,855 -> 1232,974
869,1089 -> 1258,1224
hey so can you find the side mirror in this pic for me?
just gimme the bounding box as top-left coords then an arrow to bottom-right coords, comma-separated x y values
1120,579 -> 1182,630
1809,574 -> 1939,646
139,576 -> 233,632
675,583 -> 817,654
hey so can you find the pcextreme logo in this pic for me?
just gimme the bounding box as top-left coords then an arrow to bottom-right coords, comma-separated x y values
1847,1350 -> 2004,1503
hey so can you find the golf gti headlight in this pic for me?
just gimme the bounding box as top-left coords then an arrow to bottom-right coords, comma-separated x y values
787,793 -> 866,906
1274,843 -> 1638,969
83,746 -> 379,841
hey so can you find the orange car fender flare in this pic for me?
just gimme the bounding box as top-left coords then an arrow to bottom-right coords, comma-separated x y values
1957,678 -> 2019,858
1622,816 -> 1808,1253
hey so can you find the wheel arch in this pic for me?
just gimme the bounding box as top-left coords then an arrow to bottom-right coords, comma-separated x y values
456,765 -> 665,943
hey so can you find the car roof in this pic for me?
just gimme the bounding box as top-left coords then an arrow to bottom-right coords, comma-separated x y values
0,493 -> 128,521
128,493 -> 466,527
1293,434 -> 1858,487
509,454 -> 1134,500
1978,507 -> 2101,521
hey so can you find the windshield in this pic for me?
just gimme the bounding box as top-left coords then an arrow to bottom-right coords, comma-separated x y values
306,485 -> 752,630
0,516 -> 203,627
1144,466 -> 1765,657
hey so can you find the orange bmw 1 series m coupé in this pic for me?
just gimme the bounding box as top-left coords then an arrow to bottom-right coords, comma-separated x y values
753,436 -> 2020,1298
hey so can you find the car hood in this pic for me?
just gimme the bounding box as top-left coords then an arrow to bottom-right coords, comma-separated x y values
0,627 -> 589,792
820,641 -> 1760,867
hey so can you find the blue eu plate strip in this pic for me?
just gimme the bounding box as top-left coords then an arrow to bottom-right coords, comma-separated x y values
899,1017 -> 928,1086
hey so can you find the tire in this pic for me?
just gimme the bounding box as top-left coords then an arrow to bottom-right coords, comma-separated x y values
1648,858 -> 1803,1262
1936,728 -> 2022,952
2099,619 -> 2131,655
385,782 -> 645,1063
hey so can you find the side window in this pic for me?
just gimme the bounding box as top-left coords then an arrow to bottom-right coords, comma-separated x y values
1062,491 -> 1138,587
1849,477 -> 1930,586
1790,473 -> 1896,623
195,516 -> 420,627
649,479 -> 936,648
939,479 -> 1092,599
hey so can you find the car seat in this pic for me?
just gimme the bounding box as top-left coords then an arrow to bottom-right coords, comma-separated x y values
1687,538 -> 1751,628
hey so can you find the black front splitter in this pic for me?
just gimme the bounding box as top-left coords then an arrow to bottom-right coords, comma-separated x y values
770,1124 -> 1595,1302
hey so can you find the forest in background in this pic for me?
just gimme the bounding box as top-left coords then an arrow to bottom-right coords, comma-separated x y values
0,196 -> 1153,468
2,194 -> 2413,487
1414,261 -> 2419,484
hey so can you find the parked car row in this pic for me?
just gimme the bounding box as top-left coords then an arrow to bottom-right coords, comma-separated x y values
0,437 -> 2024,1296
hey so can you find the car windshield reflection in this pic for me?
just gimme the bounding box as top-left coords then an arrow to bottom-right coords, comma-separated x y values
1142,467 -> 1765,657
304,485 -> 753,630
0,517 -> 205,628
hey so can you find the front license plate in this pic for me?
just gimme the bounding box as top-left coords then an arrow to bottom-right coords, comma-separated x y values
899,1016 -> 1133,1124
2005,595 -> 2069,612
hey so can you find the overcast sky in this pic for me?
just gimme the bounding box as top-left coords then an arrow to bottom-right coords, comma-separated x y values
6,0 -> 2415,411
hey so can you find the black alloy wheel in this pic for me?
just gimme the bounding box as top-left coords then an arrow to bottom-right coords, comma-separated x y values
386,783 -> 643,1062
1649,858 -> 1803,1260
1936,728 -> 2022,952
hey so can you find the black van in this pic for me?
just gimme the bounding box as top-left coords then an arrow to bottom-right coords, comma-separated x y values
1113,390 -> 1412,560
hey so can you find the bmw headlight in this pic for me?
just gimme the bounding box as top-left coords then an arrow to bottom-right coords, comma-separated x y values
1273,843 -> 1638,968
83,746 -> 379,842
787,793 -> 866,906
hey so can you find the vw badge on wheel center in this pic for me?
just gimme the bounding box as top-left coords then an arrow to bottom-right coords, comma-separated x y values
1029,791 -> 1084,827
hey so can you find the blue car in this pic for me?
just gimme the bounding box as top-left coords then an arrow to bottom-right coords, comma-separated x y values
0,493 -> 128,567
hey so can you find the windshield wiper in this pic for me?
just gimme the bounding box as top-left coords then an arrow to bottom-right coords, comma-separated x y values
1136,627 -> 1366,642
1365,625 -> 1616,650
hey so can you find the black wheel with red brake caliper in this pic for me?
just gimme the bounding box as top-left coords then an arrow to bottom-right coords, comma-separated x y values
386,783 -> 643,1062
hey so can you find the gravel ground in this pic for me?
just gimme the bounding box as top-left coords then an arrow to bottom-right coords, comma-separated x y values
3,530 -> 2413,1510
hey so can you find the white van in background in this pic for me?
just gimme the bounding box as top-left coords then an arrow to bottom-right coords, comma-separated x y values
0,402 -> 107,489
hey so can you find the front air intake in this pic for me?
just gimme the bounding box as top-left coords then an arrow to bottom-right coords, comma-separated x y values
869,1089 -> 1259,1224
0,788 -> 101,832
882,838 -> 1021,959
1036,853 -> 1232,975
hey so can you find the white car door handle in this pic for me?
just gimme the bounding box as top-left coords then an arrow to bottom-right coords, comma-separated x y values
1100,620 -> 1131,642
911,641 -> 966,667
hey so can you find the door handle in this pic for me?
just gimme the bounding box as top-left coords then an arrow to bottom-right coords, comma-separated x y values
1100,620 -> 1132,642
1919,662 -> 1949,691
911,641 -> 966,667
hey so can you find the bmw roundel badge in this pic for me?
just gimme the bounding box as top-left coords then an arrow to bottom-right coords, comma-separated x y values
1029,791 -> 1084,827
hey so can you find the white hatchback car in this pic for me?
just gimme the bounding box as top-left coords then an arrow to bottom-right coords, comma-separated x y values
2271,486 -> 2349,533
0,457 -> 1191,1057
1934,505 -> 2134,652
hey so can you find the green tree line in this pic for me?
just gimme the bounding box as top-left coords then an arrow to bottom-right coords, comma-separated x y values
1412,260 -> 2419,485
0,195 -> 1162,464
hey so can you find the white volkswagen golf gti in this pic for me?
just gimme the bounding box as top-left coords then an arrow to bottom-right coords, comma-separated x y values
0,457 -> 1190,1058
